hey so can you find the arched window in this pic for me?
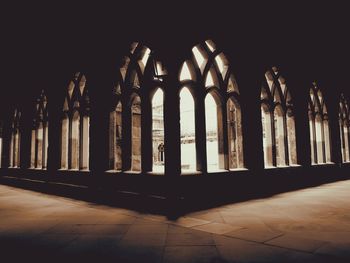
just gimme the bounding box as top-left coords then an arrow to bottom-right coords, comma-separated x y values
339,94 -> 350,163
179,87 -> 196,172
113,42 -> 157,173
179,40 -> 244,173
205,92 -> 223,171
109,61 -> 123,172
274,105 -> 286,166
9,109 -> 21,168
152,88 -> 164,173
71,110 -> 80,170
261,67 -> 297,168
261,103 -> 273,167
308,83 -> 331,164
60,73 -> 90,171
109,100 -> 122,171
180,61 -> 195,82
179,60 -> 197,173
30,90 -> 48,169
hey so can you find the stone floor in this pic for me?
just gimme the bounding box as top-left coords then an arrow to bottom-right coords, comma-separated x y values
1,180 -> 350,263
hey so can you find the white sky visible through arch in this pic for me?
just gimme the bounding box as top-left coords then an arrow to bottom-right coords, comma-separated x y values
180,62 -> 192,81
205,94 -> 219,170
180,87 -> 195,135
205,94 -> 217,133
192,46 -> 206,70
180,87 -> 196,171
180,88 -> 217,135
215,54 -> 226,76
152,88 -> 164,173
152,88 -> 163,107
180,88 -> 218,172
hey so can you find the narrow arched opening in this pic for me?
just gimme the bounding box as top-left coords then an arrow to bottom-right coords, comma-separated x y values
205,92 -> 224,171
109,102 -> 122,171
274,105 -> 286,166
36,121 -> 43,169
180,87 -> 196,173
315,113 -> 324,164
61,114 -> 69,169
70,111 -> 80,170
261,104 -> 273,167
152,88 -> 165,173
80,114 -> 90,170
323,117 -> 331,163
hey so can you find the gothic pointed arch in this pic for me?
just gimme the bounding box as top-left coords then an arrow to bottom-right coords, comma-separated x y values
151,88 -> 165,173
30,90 -> 49,169
9,109 -> 21,168
110,42 -> 168,174
60,72 -> 90,171
109,81 -> 123,171
261,67 -> 297,168
179,86 -> 196,172
308,83 -> 332,164
179,39 -> 244,173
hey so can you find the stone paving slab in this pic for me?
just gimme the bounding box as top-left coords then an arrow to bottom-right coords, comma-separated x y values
2,181 -> 350,262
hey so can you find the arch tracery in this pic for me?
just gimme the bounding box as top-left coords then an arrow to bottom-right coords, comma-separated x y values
179,40 -> 244,173
261,67 -> 297,168
110,42 -> 166,173
30,90 -> 48,169
60,72 -> 90,171
9,109 -> 21,168
308,83 -> 331,164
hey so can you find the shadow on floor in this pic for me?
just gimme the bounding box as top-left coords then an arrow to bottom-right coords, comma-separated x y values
0,168 -> 349,221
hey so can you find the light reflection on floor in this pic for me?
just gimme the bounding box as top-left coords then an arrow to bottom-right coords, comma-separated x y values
1,180 -> 350,262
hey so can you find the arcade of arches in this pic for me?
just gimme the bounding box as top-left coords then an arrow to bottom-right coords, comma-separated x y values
0,40 -> 349,177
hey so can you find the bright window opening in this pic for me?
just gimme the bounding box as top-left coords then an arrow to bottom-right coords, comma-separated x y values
180,87 -> 196,172
152,89 -> 165,173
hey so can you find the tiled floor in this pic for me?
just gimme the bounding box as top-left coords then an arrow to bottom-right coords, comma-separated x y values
2,180 -> 350,262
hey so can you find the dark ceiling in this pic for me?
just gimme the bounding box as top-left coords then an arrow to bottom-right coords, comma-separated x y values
0,2 -> 349,113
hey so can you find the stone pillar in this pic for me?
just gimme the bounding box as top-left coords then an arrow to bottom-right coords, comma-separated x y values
289,77 -> 311,167
325,87 -> 342,166
47,80 -> 64,174
89,71 -> 114,177
122,93 -> 132,172
195,87 -> 207,173
217,101 -> 225,170
236,67 -> 265,172
163,63 -> 181,177
141,84 -> 152,173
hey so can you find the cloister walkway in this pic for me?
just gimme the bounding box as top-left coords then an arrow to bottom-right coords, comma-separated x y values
1,180 -> 350,262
